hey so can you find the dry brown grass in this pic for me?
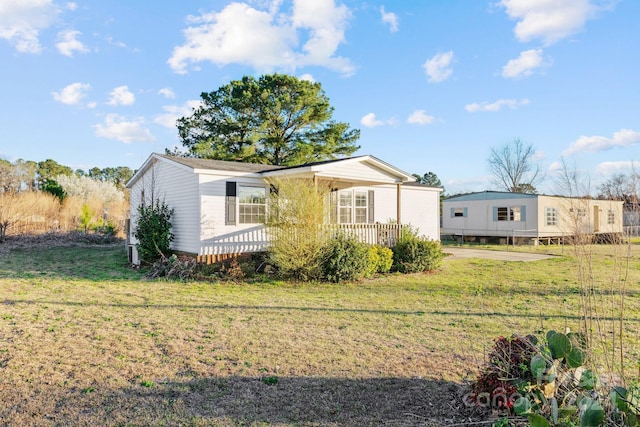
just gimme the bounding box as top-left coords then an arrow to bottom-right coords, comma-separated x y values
1,242 -> 639,426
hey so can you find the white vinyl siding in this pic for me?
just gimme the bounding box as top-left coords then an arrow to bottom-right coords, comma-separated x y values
129,159 -> 200,254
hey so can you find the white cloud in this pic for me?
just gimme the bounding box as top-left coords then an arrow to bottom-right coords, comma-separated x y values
548,161 -> 564,174
107,85 -> 135,106
158,87 -> 175,99
299,73 -> 315,82
465,98 -> 530,112
423,51 -> 454,83
65,3 -> 77,11
502,48 -> 549,79
360,113 -> 384,128
0,0 -> 60,53
51,82 -> 91,105
168,0 -> 354,76
407,110 -> 435,125
498,0 -> 598,45
596,161 -> 639,176
94,114 -> 156,143
56,29 -> 89,57
563,129 -> 640,156
380,6 -> 398,32
154,100 -> 202,129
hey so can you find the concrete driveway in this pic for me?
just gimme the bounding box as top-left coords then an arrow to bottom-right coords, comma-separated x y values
444,247 -> 556,262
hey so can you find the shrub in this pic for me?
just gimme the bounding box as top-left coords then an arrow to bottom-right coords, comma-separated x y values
321,233 -> 369,283
392,227 -> 443,273
265,178 -> 329,281
133,199 -> 174,263
365,245 -> 394,277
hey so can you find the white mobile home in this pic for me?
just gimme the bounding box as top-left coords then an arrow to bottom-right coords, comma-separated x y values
126,153 -> 442,264
442,191 -> 624,244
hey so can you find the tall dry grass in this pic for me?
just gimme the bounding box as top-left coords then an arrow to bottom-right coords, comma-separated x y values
2,191 -> 128,238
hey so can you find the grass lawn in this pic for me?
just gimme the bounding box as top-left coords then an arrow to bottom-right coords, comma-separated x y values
1,241 -> 639,426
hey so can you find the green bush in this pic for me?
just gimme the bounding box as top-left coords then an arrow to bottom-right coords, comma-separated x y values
392,227 -> 443,273
366,245 -> 394,277
133,199 -> 174,263
321,233 -> 369,283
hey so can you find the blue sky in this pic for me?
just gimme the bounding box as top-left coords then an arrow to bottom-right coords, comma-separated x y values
0,0 -> 638,195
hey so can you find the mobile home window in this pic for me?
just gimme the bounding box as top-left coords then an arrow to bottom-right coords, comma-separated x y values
453,208 -> 465,217
608,210 -> 615,224
238,186 -> 266,224
546,207 -> 558,226
497,207 -> 509,221
510,206 -> 521,221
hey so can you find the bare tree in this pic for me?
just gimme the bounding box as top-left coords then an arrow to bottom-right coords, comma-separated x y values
488,138 -> 542,193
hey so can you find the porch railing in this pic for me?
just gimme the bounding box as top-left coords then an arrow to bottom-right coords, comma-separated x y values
197,223 -> 404,262
320,223 -> 404,247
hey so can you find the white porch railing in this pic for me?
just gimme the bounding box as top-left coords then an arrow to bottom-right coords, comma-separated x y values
197,223 -> 404,263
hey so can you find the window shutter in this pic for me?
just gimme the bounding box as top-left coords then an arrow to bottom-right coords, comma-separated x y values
450,207 -> 455,218
492,206 -> 498,222
463,207 -> 468,218
225,181 -> 237,225
520,205 -> 526,221
368,190 -> 375,223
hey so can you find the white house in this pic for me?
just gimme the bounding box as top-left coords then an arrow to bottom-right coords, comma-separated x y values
442,191 -> 624,244
126,153 -> 442,264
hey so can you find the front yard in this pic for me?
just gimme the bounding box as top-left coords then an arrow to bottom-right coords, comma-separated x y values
0,241 -> 639,426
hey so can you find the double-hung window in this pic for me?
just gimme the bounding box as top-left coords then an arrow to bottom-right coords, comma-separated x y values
238,186 -> 267,224
333,189 -> 371,224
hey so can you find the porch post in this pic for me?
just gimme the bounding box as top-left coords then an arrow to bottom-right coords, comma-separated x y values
396,183 -> 402,224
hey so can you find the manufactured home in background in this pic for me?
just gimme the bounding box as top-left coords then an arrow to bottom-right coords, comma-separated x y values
442,191 -> 624,244
126,153 -> 442,264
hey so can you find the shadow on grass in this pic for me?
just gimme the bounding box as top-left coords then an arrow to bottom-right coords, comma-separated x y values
0,376 -> 484,426
6,298 -> 640,323
0,245 -> 144,282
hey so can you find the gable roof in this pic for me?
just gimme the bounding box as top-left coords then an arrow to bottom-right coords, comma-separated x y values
155,153 -> 284,173
127,153 -> 416,188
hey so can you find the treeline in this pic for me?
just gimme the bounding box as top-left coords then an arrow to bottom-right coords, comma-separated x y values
0,158 -> 133,241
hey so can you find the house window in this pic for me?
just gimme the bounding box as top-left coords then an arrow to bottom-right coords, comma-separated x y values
608,210 -> 615,224
510,206 -> 521,221
546,207 -> 558,226
238,186 -> 266,224
334,190 -> 369,224
339,191 -> 352,223
453,208 -> 465,217
497,207 -> 509,221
